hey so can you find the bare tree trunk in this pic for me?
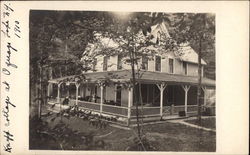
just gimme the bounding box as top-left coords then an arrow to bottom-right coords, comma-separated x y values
38,64 -> 42,118
197,38 -> 202,123
130,45 -> 141,141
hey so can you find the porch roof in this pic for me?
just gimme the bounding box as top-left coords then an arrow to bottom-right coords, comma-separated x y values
49,70 -> 215,87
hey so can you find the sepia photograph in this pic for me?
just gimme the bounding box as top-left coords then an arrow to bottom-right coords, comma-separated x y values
29,10 -> 216,151
1,1 -> 249,154
29,10 -> 216,152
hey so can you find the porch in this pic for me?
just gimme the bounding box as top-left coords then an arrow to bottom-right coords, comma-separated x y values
47,97 -> 201,124
47,70 -> 215,125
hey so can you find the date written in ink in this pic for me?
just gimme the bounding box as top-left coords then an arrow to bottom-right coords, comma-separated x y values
14,21 -> 21,38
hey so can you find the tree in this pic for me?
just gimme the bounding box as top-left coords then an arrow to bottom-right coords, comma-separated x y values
168,13 -> 215,148
30,11 -> 114,118
171,13 -> 215,122
82,12 -> 175,150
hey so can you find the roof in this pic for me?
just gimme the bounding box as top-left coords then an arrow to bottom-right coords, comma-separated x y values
150,24 -> 207,65
49,70 -> 215,87
178,43 -> 207,65
85,22 -> 207,65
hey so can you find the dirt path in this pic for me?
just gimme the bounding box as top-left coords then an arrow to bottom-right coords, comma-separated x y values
168,117 -> 216,132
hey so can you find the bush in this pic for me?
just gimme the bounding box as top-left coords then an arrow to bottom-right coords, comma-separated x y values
29,113 -> 106,150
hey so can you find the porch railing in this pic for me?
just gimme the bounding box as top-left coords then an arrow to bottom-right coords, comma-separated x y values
103,104 -> 128,117
77,100 -> 128,117
162,106 -> 172,115
48,98 -> 210,117
173,105 -> 185,114
77,100 -> 100,112
187,105 -> 198,113
131,106 -> 161,117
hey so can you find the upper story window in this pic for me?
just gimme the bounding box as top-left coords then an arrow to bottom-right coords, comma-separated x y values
92,58 -> 97,72
183,61 -> 188,75
117,55 -> 122,70
141,55 -> 148,70
155,56 -> 161,71
169,58 -> 174,73
103,56 -> 109,71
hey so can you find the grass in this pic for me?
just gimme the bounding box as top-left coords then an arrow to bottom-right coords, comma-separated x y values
32,113 -> 216,152
184,117 -> 216,130
141,122 -> 216,152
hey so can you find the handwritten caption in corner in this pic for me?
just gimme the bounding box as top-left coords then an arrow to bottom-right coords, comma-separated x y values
1,2 -> 21,153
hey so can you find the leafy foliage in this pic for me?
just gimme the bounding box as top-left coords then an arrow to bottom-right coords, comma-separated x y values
30,108 -> 111,150
170,13 -> 215,79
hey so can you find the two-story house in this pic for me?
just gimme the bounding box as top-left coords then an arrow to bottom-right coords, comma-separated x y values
47,22 -> 215,125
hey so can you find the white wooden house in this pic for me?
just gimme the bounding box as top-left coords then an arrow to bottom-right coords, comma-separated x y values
47,22 -> 215,125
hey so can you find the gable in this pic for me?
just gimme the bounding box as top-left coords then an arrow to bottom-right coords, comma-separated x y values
84,22 -> 207,65
149,23 -> 207,65
178,44 -> 207,65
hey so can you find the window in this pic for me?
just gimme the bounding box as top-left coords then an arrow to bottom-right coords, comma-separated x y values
116,86 -> 122,106
103,56 -> 109,71
117,55 -> 122,70
156,31 -> 161,45
141,56 -> 148,70
183,61 -> 188,75
155,56 -> 161,71
92,58 -> 97,72
169,58 -> 174,73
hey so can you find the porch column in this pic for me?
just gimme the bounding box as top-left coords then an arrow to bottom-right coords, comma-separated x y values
157,83 -> 167,118
127,86 -> 133,126
202,86 -> 207,106
47,82 -> 52,97
66,81 -> 70,97
57,82 -> 62,104
100,83 -> 104,114
182,85 -> 191,114
75,83 -> 80,106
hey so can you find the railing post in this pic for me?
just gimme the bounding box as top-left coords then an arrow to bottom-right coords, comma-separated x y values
75,83 -> 80,106
185,88 -> 188,113
57,82 -> 62,104
100,83 -> 104,114
160,85 -> 163,118
156,83 -> 167,119
57,82 -> 62,115
66,81 -> 70,97
182,85 -> 190,114
127,86 -> 133,126
47,82 -> 51,97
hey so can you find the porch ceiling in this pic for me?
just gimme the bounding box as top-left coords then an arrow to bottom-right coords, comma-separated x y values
48,70 -> 215,87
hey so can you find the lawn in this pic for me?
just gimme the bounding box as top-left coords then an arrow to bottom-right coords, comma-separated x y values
30,112 -> 216,152
140,122 -> 216,152
184,117 -> 216,130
